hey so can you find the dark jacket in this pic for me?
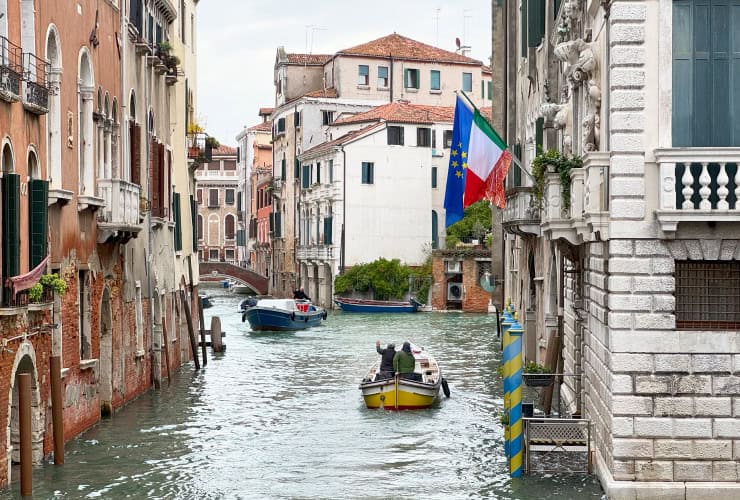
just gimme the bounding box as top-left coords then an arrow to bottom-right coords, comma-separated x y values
293,290 -> 310,300
376,345 -> 396,372
393,350 -> 416,374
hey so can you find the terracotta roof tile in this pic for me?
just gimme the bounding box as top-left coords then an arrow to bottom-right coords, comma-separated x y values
286,53 -> 332,66
337,33 -> 482,66
304,87 -> 339,98
333,102 -> 454,126
302,123 -> 384,156
258,107 -> 274,116
213,145 -> 237,155
248,120 -> 273,132
481,65 -> 492,74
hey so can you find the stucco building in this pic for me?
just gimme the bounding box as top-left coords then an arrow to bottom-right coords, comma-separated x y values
502,1 -> 740,496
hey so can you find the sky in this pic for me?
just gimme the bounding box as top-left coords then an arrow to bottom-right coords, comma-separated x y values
196,0 -> 492,146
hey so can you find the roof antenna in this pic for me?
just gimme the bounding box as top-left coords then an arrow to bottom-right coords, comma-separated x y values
435,7 -> 441,47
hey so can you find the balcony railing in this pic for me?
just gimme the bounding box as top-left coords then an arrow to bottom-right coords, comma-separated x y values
655,148 -> 740,235
97,179 -> 141,227
0,36 -> 23,102
22,52 -> 50,114
296,245 -> 334,261
503,187 -> 541,236
187,132 -> 213,163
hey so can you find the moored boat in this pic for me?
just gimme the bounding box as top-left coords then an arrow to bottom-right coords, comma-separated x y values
199,293 -> 214,309
242,298 -> 327,331
335,297 -> 421,313
359,343 -> 448,410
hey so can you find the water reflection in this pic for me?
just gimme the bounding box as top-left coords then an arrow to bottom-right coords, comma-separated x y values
2,292 -> 604,499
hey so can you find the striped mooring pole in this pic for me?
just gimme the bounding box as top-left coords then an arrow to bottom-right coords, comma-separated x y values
507,317 -> 524,477
501,305 -> 514,459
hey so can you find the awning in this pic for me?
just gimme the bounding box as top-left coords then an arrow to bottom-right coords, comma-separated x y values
7,255 -> 49,294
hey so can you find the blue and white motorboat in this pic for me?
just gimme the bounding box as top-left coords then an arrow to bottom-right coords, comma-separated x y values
241,298 -> 327,331
334,297 -> 421,313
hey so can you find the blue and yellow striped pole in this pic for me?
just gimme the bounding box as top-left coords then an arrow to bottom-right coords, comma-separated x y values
501,310 -> 513,460
507,317 -> 524,477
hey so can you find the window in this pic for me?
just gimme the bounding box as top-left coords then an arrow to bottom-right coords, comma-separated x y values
378,66 -> 389,87
323,216 -> 333,245
430,70 -> 441,91
209,249 -> 219,261
196,188 -> 202,204
134,280 -> 143,354
432,167 -> 438,188
358,65 -> 369,86
361,162 -> 374,184
387,126 -> 404,145
281,153 -> 286,179
462,73 -> 472,92
209,189 -> 219,207
676,261 -> 740,329
302,164 -> 310,189
673,0 -> 740,146
322,111 -> 334,125
405,68 -> 420,89
487,81 -> 493,100
79,270 -> 92,359
528,0 -> 546,48
417,127 -> 431,147
225,189 -> 235,205
294,158 -> 300,179
431,210 -> 438,249
294,110 -> 301,127
225,215 -> 235,240
443,130 -> 453,148
225,249 -> 235,261
316,161 -> 321,184
521,0 -> 528,57
329,159 -> 334,183
277,117 -> 285,133
197,214 -> 203,240
172,192 -> 182,251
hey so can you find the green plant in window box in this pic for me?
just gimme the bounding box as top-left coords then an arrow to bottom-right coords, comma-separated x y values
205,136 -> 220,149
530,149 -> 583,210
29,273 -> 68,303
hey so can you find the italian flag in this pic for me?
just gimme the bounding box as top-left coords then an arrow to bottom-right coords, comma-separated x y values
464,109 -> 512,209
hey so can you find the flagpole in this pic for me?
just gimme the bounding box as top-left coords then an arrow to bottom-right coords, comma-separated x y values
456,90 -> 533,181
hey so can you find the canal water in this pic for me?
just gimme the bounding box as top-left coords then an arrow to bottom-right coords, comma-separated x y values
3,292 -> 604,499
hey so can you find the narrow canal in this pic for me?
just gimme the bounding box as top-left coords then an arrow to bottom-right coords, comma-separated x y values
3,292 -> 604,499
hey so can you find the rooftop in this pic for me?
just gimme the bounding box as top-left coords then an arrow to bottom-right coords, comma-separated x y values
337,33 -> 483,66
286,53 -> 333,66
302,123 -> 384,156
333,101 -> 455,126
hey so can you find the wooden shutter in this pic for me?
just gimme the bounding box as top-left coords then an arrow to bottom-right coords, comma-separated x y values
172,192 -> 182,251
190,195 -> 197,250
130,122 -> 141,185
150,138 -> 161,216
521,0 -> 528,57
528,0 -> 545,48
166,148 -> 172,218
2,174 -> 20,281
28,179 -> 48,268
324,216 -> 332,245
673,0 -> 740,147
159,144 -> 167,217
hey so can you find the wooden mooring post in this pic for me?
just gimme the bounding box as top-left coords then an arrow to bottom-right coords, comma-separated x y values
198,296 -> 208,366
180,289 -> 200,370
210,316 -> 224,352
50,356 -> 64,464
18,373 -> 32,496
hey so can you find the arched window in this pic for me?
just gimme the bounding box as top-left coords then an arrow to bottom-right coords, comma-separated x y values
45,25 -> 62,189
28,149 -> 47,268
111,97 -> 119,177
225,214 -> 235,240
129,90 -> 136,120
2,143 -> 19,305
20,0 -> 35,57
78,48 -> 94,195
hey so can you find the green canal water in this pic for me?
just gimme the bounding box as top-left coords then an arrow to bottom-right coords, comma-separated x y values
3,292 -> 605,499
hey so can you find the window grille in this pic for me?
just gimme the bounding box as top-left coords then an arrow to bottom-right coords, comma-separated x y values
676,261 -> 740,330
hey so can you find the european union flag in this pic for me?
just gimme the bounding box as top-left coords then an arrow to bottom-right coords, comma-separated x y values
443,96 -> 474,227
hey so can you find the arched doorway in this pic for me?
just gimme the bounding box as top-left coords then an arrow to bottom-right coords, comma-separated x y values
7,343 -> 43,481
99,287 -> 113,417
78,48 -> 94,195
45,25 -> 62,189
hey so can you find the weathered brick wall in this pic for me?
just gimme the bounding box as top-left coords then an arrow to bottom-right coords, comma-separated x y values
462,260 -> 490,313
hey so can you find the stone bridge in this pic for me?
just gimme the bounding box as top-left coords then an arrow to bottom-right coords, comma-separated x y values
199,262 -> 269,295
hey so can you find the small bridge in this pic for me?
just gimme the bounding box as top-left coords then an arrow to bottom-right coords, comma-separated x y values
199,262 -> 269,295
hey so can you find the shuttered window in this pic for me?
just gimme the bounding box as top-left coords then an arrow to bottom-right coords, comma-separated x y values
430,70 -> 441,90
225,189 -> 234,205
432,166 -> 438,188
432,210 -> 439,249
417,127 -> 431,147
302,165 -> 310,189
281,156 -> 286,179
294,158 -> 300,179
361,162 -> 374,184
316,162 -> 321,184
130,122 -> 141,185
673,0 -> 740,146
190,195 -> 197,249
172,192 -> 182,251
387,126 -> 404,145
528,0 -> 545,48
521,0 -> 528,57
404,68 -> 420,89
329,159 -> 334,183
28,179 -> 48,268
323,216 -> 333,245
2,174 -> 20,285
225,215 -> 235,240
275,212 -> 282,237
209,189 -> 219,207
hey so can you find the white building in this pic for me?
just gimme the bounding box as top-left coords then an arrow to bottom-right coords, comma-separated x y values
296,102 -> 454,307
502,1 -> 740,496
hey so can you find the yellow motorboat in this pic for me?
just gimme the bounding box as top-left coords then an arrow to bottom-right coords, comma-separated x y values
359,343 -> 449,410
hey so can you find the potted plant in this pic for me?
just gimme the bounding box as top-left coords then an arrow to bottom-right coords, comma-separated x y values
158,40 -> 172,56
28,273 -> 67,304
531,149 -> 583,210
523,361 -> 554,387
205,136 -> 220,149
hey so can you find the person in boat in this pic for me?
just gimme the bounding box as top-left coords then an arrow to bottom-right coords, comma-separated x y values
375,340 -> 396,379
394,342 -> 419,381
293,286 -> 311,301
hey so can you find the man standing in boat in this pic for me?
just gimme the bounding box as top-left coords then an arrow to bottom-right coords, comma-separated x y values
293,286 -> 311,301
394,342 -> 418,380
375,340 -> 396,379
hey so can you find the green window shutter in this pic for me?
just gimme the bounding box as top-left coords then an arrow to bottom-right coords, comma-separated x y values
269,212 -> 274,233
275,212 -> 282,237
294,158 -> 300,178
317,162 -> 321,184
281,158 -> 286,179
324,216 -> 332,244
555,0 -> 562,18
329,159 -> 334,183
432,166 -> 438,188
173,192 -> 182,251
513,143 -> 522,187
431,210 -> 438,249
521,0 -> 528,57
190,196 -> 197,250
528,0 -> 545,48
28,179 -> 48,269
302,165 -> 310,189
487,81 -> 492,100
535,117 -> 544,150
673,0 -> 740,147
3,174 -> 20,280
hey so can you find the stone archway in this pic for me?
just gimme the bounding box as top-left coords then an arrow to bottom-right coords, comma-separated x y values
99,286 -> 113,417
6,343 -> 43,483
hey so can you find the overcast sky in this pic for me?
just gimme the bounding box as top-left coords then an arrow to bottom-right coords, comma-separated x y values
196,0 -> 492,145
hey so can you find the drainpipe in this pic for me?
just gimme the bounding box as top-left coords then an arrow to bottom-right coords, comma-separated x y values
340,145 -> 346,274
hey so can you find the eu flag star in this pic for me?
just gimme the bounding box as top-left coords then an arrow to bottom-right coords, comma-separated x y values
458,142 -> 463,148
461,151 -> 467,159
451,160 -> 459,168
455,170 -> 463,178
462,162 -> 468,169
451,149 -> 458,157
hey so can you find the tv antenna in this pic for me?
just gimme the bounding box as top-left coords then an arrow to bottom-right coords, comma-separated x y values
435,7 -> 441,46
305,25 -> 326,55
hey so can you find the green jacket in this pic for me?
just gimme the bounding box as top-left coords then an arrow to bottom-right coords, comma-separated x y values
393,351 -> 416,374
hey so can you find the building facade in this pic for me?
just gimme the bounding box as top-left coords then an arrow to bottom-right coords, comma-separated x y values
502,1 -> 740,496
196,146 -> 239,264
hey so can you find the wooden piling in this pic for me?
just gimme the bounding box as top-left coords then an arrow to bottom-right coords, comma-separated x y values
161,316 -> 172,385
18,373 -> 32,496
50,356 -> 64,464
198,297 -> 208,366
210,316 -> 223,352
180,289 -> 200,370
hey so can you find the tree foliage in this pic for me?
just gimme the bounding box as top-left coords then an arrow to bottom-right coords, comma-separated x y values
445,200 -> 492,248
335,258 -> 432,302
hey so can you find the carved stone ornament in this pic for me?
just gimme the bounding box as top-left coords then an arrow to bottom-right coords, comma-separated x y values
554,38 -> 597,84
540,103 -> 568,130
564,0 -> 582,21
